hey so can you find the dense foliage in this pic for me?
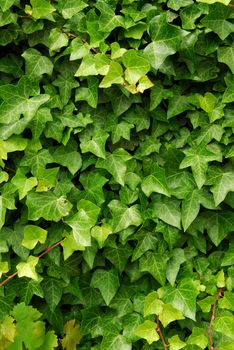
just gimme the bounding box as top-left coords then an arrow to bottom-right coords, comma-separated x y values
0,0 -> 234,349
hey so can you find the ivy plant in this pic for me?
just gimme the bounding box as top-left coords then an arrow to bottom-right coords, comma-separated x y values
0,0 -> 233,349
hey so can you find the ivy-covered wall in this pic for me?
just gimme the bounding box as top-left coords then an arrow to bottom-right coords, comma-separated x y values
0,0 -> 234,349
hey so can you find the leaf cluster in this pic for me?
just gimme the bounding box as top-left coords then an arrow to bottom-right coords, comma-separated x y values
0,0 -> 233,349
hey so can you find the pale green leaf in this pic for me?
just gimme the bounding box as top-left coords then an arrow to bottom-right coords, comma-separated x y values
99,62 -> 124,88
213,310 -> 234,340
66,199 -> 100,246
187,327 -> 208,349
160,279 -> 197,320
134,320 -> 159,344
62,234 -> 85,260
36,167 -> 59,192
0,261 -> 9,278
144,292 -> 164,316
91,224 -> 113,248
159,304 -> 184,327
49,28 -> 69,54
169,335 -> 186,350
199,92 -> 217,113
22,225 -> 47,250
16,256 -> 39,280
122,50 -> 150,85
30,0 -> 55,19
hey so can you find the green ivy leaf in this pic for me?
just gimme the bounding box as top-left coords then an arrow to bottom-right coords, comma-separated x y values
217,46 -> 234,74
160,279 -> 197,320
49,28 -> 69,54
96,149 -> 131,186
139,252 -> 168,286
213,310 -> 234,340
41,278 -> 63,312
91,269 -> 120,305
179,144 -> 221,188
91,224 -> 113,249
168,335 -> 186,350
52,141 -> 82,176
122,50 -> 150,85
0,77 -> 49,126
187,327 -> 208,349
134,320 -> 159,344
26,192 -> 72,222
201,4 -> 234,40
99,62 -> 124,88
0,261 -> 9,278
75,76 -> 98,108
12,302 -> 46,349
208,165 -> 234,206
22,48 -> 53,78
30,0 -> 55,19
78,170 -> 108,206
108,200 -> 142,233
80,130 -> 109,159
196,210 -> 234,246
11,169 -> 37,200
16,256 -> 39,280
166,248 -> 186,286
144,292 -> 164,316
159,304 -> 185,327
57,0 -> 88,19
22,225 -> 47,250
36,167 -> 59,192
0,0 -> 15,11
141,164 -> 171,197
152,196 -> 181,229
182,189 -> 201,230
66,199 -> 100,246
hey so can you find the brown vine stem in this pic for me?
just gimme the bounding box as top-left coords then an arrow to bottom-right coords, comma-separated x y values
37,238 -> 65,259
228,4 -> 234,8
0,238 -> 66,287
208,288 -> 223,350
63,31 -> 98,54
5,166 -> 15,173
18,15 -> 31,18
156,317 -> 168,350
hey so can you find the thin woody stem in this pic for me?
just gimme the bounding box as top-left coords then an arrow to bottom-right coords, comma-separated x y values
156,317 -> 168,350
228,4 -> 234,8
38,238 -> 65,259
63,31 -> 98,53
208,288 -> 223,350
0,272 -> 18,287
0,238 -> 65,287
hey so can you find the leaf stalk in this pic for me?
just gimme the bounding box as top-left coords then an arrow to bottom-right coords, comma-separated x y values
208,288 -> 223,350
0,238 -> 66,287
